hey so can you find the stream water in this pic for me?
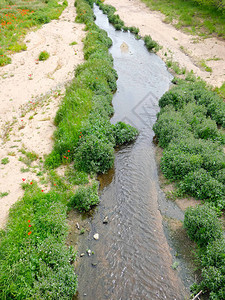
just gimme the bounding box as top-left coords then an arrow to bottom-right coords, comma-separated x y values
72,5 -> 191,299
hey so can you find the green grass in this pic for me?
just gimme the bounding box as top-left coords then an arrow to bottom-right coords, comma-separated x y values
141,0 -> 225,38
0,0 -> 67,66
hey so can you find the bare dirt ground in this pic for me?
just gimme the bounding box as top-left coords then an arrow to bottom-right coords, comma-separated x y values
105,0 -> 225,88
0,0 -> 85,228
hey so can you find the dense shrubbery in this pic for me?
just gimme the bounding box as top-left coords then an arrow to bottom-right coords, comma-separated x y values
184,204 -> 225,299
46,0 -> 138,173
0,184 -> 77,299
184,205 -> 223,247
155,78 -> 225,298
158,81 -> 225,127
69,180 -> 99,212
144,35 -> 160,52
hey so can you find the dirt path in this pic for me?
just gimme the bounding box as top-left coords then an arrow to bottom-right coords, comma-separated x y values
0,0 -> 85,228
104,0 -> 225,87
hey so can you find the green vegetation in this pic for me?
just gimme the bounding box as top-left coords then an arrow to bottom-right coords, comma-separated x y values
0,0 -> 138,298
141,0 -> 225,38
38,50 -> 50,61
69,180 -> 99,212
0,192 -> 9,198
1,157 -> 9,165
46,0 -> 138,173
0,183 -> 77,299
154,78 -> 225,297
0,0 -> 67,66
144,35 -> 160,52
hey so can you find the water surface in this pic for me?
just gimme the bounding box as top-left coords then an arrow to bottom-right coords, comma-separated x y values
73,6 -> 189,300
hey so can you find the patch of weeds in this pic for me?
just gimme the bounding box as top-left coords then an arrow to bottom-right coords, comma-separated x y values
65,167 -> 89,185
171,261 -> 179,270
166,59 -> 186,75
18,151 -> 38,166
69,181 -> 100,212
7,151 -> 16,156
199,59 -> 212,72
38,50 -> 50,61
1,157 -> 9,165
20,167 -> 30,173
144,35 -> 160,52
214,82 -> 225,99
70,41 -> 77,45
0,192 -> 9,198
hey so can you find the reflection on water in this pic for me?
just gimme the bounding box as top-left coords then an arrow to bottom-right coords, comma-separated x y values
73,5 -> 189,300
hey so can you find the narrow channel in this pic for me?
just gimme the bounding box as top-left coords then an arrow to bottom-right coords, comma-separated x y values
73,5 -> 190,299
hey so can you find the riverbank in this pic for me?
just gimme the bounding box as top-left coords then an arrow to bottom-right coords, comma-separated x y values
0,0 -> 85,228
104,0 -> 225,88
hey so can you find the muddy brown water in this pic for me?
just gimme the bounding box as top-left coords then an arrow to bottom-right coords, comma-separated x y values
72,5 -> 195,300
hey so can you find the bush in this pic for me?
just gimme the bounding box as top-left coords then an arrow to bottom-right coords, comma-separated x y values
201,239 -> 225,268
38,50 -> 50,61
44,150 -> 61,169
180,168 -> 225,201
144,35 -> 160,52
113,122 -> 139,145
161,149 -> 203,180
153,108 -> 192,148
184,205 -> 223,247
0,188 -> 77,299
74,135 -> 114,173
69,181 -> 99,212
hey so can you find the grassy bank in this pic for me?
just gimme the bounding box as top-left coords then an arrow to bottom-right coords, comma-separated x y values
0,0 -> 68,66
153,77 -> 225,298
141,0 -> 225,38
0,0 -> 138,298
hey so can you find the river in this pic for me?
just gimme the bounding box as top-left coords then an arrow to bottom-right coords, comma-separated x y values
72,5 -> 192,299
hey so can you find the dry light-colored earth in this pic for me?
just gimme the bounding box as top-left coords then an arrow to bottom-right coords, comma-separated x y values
0,0 -> 225,229
0,0 -> 85,228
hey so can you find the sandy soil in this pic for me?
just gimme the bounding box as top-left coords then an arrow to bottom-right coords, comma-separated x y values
104,0 -> 225,87
0,0 -> 85,229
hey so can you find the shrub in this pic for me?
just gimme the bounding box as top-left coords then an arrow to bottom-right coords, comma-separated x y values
201,239 -> 225,268
38,51 -> 50,61
153,108 -> 192,148
74,135 -> 114,173
44,150 -> 62,169
161,150 -> 203,180
69,181 -> 99,212
158,85 -> 195,109
1,157 -> 9,165
184,205 -> 223,247
113,122 -> 139,145
144,35 -> 160,52
180,169 -> 225,201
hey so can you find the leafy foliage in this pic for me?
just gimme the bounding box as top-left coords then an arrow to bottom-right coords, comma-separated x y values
0,185 -> 77,299
184,205 -> 223,248
69,181 -> 99,212
144,35 -> 160,52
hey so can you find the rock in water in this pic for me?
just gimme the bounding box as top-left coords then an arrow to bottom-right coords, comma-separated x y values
103,216 -> 109,224
93,233 -> 99,240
